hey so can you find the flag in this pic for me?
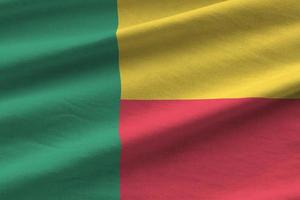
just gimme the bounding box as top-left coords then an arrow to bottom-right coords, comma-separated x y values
1,0 -> 300,199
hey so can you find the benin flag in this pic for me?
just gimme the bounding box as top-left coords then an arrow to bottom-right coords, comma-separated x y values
1,0 -> 300,199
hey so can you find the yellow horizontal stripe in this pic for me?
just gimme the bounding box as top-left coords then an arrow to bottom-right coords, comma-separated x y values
118,0 -> 300,99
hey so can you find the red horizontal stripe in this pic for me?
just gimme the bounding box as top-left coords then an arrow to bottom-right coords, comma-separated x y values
120,99 -> 300,200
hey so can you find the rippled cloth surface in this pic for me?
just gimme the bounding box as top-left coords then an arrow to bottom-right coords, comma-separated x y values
0,1 -> 120,199
1,0 -> 300,199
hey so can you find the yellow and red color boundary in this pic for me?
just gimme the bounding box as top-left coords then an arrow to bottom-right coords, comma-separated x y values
1,0 -> 300,199
118,0 -> 300,199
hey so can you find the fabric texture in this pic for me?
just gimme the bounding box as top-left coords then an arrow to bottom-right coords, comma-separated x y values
0,1 -> 120,199
1,0 -> 300,199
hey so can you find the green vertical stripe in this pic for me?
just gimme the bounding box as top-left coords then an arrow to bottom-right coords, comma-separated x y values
0,0 -> 120,199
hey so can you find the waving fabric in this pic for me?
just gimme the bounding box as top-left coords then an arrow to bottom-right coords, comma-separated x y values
1,0 -> 300,200
0,1 -> 120,199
